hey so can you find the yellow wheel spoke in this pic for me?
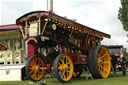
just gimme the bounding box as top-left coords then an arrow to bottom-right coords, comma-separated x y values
38,60 -> 41,65
97,59 -> 100,63
67,67 -> 70,70
61,56 -> 65,62
59,71 -> 61,74
66,68 -> 70,72
97,62 -> 101,67
58,65 -> 63,70
66,58 -> 69,64
63,74 -> 66,79
37,71 -> 40,77
38,70 -> 43,76
62,71 -> 65,76
66,62 -> 70,65
34,70 -> 37,75
66,70 -> 69,76
31,71 -> 37,78
31,74 -> 35,78
98,54 -> 100,58
66,58 -> 68,63
100,48 -> 103,56
63,56 -> 65,61
58,62 -> 61,65
66,63 -> 69,66
34,58 -> 37,65
103,62 -> 109,64
100,66 -> 108,73
60,58 -> 65,64
98,63 -> 102,69
61,73 -> 66,79
101,54 -> 107,58
66,72 -> 68,78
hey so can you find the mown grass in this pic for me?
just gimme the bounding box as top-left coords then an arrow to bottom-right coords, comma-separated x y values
0,72 -> 128,85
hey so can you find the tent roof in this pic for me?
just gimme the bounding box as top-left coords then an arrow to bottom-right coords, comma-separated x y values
0,24 -> 20,30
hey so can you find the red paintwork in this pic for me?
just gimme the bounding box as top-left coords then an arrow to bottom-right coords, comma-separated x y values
59,46 -> 74,54
71,54 -> 87,64
71,54 -> 79,64
27,38 -> 39,58
27,42 -> 35,58
46,64 -> 52,71
60,46 -> 65,53
79,55 -> 87,64
80,41 -> 87,51
0,24 -> 20,30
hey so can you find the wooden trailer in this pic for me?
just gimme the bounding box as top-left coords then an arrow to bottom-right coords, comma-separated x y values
16,11 -> 111,82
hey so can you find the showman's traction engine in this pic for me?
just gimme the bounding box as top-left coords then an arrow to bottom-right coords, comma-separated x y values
16,11 -> 111,82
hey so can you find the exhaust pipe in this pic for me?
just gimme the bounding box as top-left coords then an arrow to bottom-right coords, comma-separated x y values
47,0 -> 53,12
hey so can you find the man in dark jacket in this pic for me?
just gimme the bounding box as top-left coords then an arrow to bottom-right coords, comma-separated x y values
111,52 -> 117,76
120,51 -> 126,76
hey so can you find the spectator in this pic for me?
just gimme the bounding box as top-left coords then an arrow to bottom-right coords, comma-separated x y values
111,52 -> 117,76
120,51 -> 126,76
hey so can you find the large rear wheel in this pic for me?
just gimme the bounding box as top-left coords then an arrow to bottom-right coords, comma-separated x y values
54,54 -> 74,82
25,56 -> 45,81
88,45 -> 111,78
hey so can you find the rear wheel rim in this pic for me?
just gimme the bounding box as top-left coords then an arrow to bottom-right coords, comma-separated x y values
97,46 -> 111,78
58,55 -> 73,81
29,57 -> 45,80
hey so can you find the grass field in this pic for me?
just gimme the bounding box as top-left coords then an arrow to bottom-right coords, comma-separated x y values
0,72 -> 128,85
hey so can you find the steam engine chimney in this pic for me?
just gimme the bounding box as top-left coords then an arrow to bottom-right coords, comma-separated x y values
47,0 -> 53,12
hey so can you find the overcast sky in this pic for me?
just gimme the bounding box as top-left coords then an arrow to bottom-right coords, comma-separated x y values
0,0 -> 128,49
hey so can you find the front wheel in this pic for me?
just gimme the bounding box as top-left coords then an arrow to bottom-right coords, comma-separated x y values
54,54 -> 74,82
25,55 -> 45,81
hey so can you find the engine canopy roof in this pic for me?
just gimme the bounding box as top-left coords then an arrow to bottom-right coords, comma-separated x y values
16,11 -> 111,39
